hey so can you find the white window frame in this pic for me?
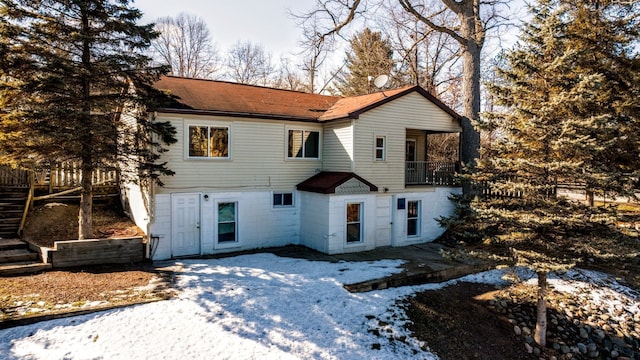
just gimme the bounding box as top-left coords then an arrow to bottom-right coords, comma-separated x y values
285,127 -> 321,160
346,202 -> 363,243
185,122 -> 231,160
375,135 -> 386,161
407,200 -> 421,237
272,192 -> 294,208
405,139 -> 417,162
217,201 -> 238,244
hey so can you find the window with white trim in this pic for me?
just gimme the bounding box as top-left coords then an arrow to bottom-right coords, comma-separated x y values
273,192 -> 294,208
346,203 -> 362,243
218,202 -> 237,243
375,136 -> 386,161
288,129 -> 319,158
188,125 -> 229,158
407,200 -> 420,237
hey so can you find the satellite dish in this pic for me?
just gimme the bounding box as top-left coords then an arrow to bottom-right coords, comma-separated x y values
373,74 -> 389,89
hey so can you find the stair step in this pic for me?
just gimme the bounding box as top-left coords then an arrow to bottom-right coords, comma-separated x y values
0,234 -> 20,239
0,198 -> 27,205
0,261 -> 51,276
0,249 -> 38,263
0,239 -> 28,251
0,218 -> 21,223
0,194 -> 28,199
0,210 -> 24,215
0,186 -> 29,190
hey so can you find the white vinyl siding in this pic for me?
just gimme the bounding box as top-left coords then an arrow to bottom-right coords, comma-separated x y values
352,92 -> 461,192
155,115 -> 322,193
321,119 -> 353,172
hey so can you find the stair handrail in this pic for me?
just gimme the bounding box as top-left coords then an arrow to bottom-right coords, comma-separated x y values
18,170 -> 35,235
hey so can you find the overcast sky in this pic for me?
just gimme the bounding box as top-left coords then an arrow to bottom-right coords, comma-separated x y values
133,0 -> 530,67
135,0 -> 316,59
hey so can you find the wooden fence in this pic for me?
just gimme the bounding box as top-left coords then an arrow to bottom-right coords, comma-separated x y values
0,165 -> 30,187
0,163 -> 119,189
35,162 -> 119,189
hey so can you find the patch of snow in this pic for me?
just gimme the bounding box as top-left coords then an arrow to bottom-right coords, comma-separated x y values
0,254 -> 636,360
43,203 -> 67,208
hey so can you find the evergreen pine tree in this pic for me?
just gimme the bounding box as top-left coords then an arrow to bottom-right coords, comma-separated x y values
0,0 -> 177,239
333,28 -> 395,96
449,0 -> 639,347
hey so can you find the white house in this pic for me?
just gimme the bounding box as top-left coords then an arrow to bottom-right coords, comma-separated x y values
123,76 -> 463,260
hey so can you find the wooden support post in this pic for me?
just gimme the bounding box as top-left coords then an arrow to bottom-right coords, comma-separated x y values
18,171 -> 35,235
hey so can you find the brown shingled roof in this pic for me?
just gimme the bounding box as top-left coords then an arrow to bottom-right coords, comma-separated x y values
296,172 -> 378,194
154,76 -> 340,121
153,76 -> 460,122
318,86 -> 414,121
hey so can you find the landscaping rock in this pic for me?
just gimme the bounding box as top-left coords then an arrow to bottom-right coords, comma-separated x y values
484,274 -> 640,360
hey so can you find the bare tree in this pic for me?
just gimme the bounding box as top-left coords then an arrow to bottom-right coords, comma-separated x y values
381,2 -> 461,99
151,13 -> 220,79
398,0 -> 508,168
294,15 -> 336,93
294,0 -> 510,171
225,41 -> 275,86
272,57 -> 307,91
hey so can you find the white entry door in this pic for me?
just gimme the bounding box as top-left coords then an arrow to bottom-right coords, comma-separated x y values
171,193 -> 201,257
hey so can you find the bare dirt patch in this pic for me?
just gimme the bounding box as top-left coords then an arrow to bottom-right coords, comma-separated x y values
1,201 -> 170,326
0,263 -> 176,323
23,202 -> 144,248
404,282 -> 538,360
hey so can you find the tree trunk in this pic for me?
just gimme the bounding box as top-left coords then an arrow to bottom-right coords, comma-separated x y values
457,1 -> 482,195
586,189 -> 595,207
460,50 -> 481,166
78,5 -> 93,240
458,7 -> 481,169
78,161 -> 93,239
535,271 -> 548,347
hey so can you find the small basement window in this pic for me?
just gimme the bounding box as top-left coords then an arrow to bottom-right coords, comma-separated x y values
273,192 -> 294,208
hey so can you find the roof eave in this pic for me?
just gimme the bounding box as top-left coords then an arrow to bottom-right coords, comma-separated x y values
156,108 -> 321,123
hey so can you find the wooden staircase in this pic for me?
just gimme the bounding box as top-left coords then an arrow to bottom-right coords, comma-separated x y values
0,186 -> 52,276
0,186 -> 29,239
0,238 -> 51,276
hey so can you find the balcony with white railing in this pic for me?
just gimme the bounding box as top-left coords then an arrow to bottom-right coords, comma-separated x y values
405,161 -> 459,186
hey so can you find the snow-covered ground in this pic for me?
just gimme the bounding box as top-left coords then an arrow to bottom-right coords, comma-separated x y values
0,253 -> 636,360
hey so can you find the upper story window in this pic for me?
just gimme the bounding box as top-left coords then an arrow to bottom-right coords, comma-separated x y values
288,129 -> 319,159
188,125 -> 229,158
375,136 -> 386,161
